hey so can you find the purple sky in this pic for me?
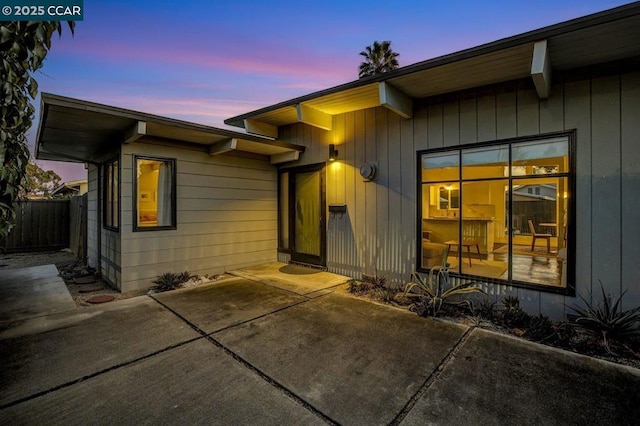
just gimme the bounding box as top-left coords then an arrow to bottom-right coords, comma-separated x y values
31,0 -> 633,181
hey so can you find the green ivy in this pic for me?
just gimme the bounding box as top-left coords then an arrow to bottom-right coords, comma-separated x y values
0,21 -> 74,237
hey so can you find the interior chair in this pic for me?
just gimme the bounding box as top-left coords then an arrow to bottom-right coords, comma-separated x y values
422,240 -> 448,269
527,220 -> 551,252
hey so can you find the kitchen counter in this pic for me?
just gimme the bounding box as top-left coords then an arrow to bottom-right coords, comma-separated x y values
425,217 -> 494,221
423,217 -> 495,254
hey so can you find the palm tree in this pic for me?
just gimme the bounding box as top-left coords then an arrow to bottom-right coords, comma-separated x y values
358,40 -> 400,78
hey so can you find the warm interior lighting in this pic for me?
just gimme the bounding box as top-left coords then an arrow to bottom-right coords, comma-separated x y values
328,144 -> 338,161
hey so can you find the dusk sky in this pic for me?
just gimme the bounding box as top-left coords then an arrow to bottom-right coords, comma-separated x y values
30,0 -> 633,181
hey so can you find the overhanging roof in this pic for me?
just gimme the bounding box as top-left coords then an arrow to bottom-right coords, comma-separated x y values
36,93 -> 305,165
224,2 -> 640,133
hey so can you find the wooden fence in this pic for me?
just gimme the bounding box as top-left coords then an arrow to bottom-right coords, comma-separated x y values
0,198 -> 85,254
69,194 -> 87,260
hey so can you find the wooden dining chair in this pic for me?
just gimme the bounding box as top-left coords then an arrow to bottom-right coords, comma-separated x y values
528,220 -> 551,252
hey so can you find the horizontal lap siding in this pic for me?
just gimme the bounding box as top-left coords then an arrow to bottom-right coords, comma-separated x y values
87,163 -> 121,288
86,165 -> 99,269
101,230 -> 120,288
281,66 -> 640,318
119,138 -> 277,292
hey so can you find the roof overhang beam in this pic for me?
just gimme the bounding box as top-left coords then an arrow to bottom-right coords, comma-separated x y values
296,104 -> 333,130
379,81 -> 413,118
124,121 -> 147,144
208,138 -> 238,156
244,119 -> 278,138
270,151 -> 300,164
531,40 -> 551,99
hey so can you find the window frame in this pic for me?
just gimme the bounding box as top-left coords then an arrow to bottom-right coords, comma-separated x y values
132,155 -> 177,232
103,157 -> 119,231
416,131 -> 576,296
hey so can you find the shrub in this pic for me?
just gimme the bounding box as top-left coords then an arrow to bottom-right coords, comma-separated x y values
378,284 -> 401,303
363,274 -> 386,290
568,282 -> 640,354
500,296 -> 530,328
404,268 -> 484,317
502,295 -> 520,311
152,271 -> 195,292
473,296 -> 498,320
526,314 -> 555,342
347,275 -> 387,295
346,278 -> 361,294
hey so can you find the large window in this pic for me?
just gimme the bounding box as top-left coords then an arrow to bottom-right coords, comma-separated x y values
103,158 -> 119,230
418,133 -> 574,293
134,156 -> 176,231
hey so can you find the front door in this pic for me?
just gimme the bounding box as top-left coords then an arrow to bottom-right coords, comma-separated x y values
287,164 -> 326,266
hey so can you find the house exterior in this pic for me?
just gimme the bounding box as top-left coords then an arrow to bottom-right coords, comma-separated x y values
36,95 -> 304,291
52,179 -> 88,197
37,3 -> 640,318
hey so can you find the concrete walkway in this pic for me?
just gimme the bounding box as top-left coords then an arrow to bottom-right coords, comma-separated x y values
0,264 -> 76,327
1,263 -> 639,425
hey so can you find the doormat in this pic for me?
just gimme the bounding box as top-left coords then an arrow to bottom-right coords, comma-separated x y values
280,264 -> 322,275
286,261 -> 327,272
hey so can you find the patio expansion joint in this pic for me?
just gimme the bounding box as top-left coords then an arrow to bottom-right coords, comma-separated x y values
149,294 -> 339,425
0,334 -> 204,411
388,325 -> 475,425
206,297 -> 320,336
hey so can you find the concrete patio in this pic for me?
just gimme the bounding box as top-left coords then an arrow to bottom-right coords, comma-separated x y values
1,263 -> 639,425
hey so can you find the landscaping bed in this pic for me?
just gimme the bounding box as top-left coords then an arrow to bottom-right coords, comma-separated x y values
347,274 -> 640,370
56,264 -> 235,307
0,254 -> 232,306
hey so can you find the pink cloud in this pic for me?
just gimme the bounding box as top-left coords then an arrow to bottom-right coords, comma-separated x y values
55,37 -> 354,84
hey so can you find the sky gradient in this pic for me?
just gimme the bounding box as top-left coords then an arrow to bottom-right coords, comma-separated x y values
30,0 -> 634,181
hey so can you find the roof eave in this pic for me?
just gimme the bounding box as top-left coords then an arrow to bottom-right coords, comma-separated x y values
36,93 -> 305,164
224,1 -> 640,128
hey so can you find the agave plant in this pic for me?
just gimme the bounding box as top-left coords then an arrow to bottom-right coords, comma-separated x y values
404,267 -> 484,317
152,271 -> 196,292
568,283 -> 640,354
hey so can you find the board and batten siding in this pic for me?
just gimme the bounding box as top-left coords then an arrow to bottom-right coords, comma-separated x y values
117,137 -> 278,292
279,67 -> 640,319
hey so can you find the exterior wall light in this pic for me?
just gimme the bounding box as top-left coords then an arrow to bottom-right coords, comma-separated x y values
328,144 -> 338,161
